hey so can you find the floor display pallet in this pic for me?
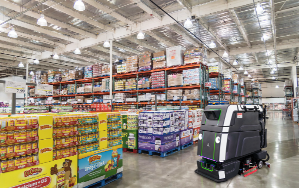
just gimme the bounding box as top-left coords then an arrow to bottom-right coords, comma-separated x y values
138,147 -> 181,158
87,172 -> 123,188
181,141 -> 193,150
123,148 -> 138,153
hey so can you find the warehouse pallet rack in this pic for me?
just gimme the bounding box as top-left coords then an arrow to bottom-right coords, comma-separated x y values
209,72 -> 224,102
29,63 -> 208,110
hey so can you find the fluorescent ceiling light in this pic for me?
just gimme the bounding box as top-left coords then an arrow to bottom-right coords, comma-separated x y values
276,85 -> 279,88
209,41 -> 216,48
74,0 -> 85,11
103,40 -> 110,48
244,70 -> 248,75
137,31 -> 145,39
8,28 -> 18,38
33,59 -> 39,64
256,3 -> 264,14
233,59 -> 238,65
53,53 -> 59,59
37,14 -> 47,26
223,51 -> 228,58
239,66 -> 244,71
18,62 -> 24,67
74,48 -> 81,54
30,71 -> 34,75
272,76 -> 275,79
248,74 -> 251,78
184,18 -> 193,29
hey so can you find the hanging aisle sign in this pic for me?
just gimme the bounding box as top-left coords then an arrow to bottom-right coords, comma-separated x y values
5,81 -> 26,93
35,84 -> 53,95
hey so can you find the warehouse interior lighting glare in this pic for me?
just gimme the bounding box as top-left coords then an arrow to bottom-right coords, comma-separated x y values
272,76 -> 275,79
261,33 -> 269,41
223,51 -> 228,58
266,51 -> 272,56
30,71 -> 34,75
74,48 -> 81,54
37,14 -> 47,26
248,74 -> 252,78
276,85 -> 279,88
8,28 -> 18,38
53,53 -> 59,59
209,41 -> 216,48
137,31 -> 145,39
239,66 -> 244,70
251,78 -> 254,81
33,59 -> 39,64
244,70 -> 248,75
273,67 -> 277,71
233,59 -> 238,65
256,3 -> 264,14
184,18 -> 193,29
103,40 -> 110,48
18,62 -> 24,68
74,0 -> 85,11
270,70 -> 274,74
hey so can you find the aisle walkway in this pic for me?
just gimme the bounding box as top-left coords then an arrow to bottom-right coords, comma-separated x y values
106,111 -> 299,188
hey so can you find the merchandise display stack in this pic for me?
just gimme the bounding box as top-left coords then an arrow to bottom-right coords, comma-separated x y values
252,82 -> 262,105
121,114 -> 138,153
152,51 -> 166,69
284,79 -> 293,116
189,109 -> 203,144
107,113 -> 122,148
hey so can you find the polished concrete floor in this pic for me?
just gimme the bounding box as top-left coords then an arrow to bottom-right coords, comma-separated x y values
106,111 -> 299,188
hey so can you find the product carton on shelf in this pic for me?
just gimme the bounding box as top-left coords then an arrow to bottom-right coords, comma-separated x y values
167,90 -> 183,101
139,51 -> 152,71
183,68 -> 201,85
92,63 -> 102,77
232,74 -> 238,84
152,51 -> 166,69
138,77 -> 151,89
151,71 -> 165,88
126,55 -> 138,73
84,65 -> 93,78
84,83 -> 92,93
284,79 -> 292,87
76,96 -> 84,103
184,47 -> 203,64
183,89 -> 200,100
168,73 -> 183,87
166,46 -> 183,67
117,63 -> 126,74
102,64 -> 116,75
125,78 -> 137,90
166,46 -> 184,67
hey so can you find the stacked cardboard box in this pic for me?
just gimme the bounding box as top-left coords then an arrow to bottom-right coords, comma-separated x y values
183,89 -> 200,100
114,93 -> 129,103
138,77 -> 151,89
48,70 -> 54,83
184,48 -> 203,65
210,78 -> 219,90
168,73 -> 183,87
167,90 -> 183,101
92,63 -> 102,77
139,51 -> 152,71
151,71 -> 165,88
151,94 -> 165,102
75,96 -> 84,104
209,66 -> 219,73
125,78 -> 137,90
69,69 -> 83,80
152,51 -> 166,69
102,65 -> 116,75
223,79 -> 231,92
232,74 -> 238,84
166,46 -> 183,67
84,66 -> 93,78
117,64 -> 126,74
84,83 -> 92,93
41,72 -> 48,84
101,78 -> 110,91
115,80 -> 125,91
67,84 -> 76,94
183,68 -> 201,85
126,55 -> 138,72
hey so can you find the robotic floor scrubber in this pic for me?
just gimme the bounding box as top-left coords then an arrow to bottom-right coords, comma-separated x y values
195,105 -> 270,182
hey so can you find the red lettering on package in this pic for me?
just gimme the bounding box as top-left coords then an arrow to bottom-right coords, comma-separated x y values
11,176 -> 51,188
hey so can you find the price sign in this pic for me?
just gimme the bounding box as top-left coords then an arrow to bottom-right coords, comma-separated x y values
205,82 -> 212,88
5,81 -> 26,93
35,84 -> 53,95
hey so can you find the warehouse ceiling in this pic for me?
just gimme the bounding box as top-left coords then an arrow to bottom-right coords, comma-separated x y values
0,0 -> 298,82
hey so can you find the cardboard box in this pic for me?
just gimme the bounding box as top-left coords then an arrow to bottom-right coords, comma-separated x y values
166,46 -> 183,67
76,96 -> 84,103
139,51 -> 152,71
153,60 -> 166,69
168,74 -> 183,87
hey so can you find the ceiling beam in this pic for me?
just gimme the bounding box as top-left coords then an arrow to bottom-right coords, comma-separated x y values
275,5 -> 299,14
113,42 -> 141,55
44,1 -> 113,31
229,9 -> 251,47
169,25 -> 199,47
127,36 -> 160,52
64,0 -> 263,53
270,0 -> 277,64
198,18 -> 228,51
177,0 -> 192,13
85,0 -> 134,25
64,53 -> 98,64
0,14 -> 78,43
145,31 -> 176,47
131,0 -> 162,20
0,35 -> 53,52
0,43 -> 35,55
0,0 -> 96,39
81,50 -> 110,62
92,46 -> 126,58
209,38 -> 299,58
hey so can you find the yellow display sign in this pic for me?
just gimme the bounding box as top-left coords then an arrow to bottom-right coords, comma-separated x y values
0,155 -> 77,188
38,116 -> 53,140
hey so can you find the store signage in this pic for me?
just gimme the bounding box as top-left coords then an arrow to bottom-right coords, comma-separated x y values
205,82 -> 212,88
5,81 -> 26,93
35,84 -> 53,95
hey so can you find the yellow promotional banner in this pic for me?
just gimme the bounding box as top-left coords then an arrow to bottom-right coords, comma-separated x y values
38,116 -> 53,140
0,155 -> 77,188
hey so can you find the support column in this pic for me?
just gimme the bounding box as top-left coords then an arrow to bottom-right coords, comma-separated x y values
25,63 -> 29,105
292,65 -> 297,97
109,40 -> 113,101
11,93 -> 16,115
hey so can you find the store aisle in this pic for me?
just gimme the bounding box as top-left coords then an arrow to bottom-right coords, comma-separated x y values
105,112 -> 299,188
